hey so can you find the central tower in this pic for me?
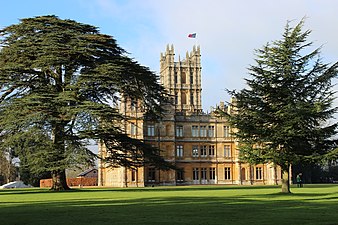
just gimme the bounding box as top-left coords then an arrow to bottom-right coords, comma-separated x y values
160,45 -> 202,114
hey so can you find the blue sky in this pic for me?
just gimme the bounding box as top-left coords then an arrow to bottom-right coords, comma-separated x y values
1,0 -> 338,111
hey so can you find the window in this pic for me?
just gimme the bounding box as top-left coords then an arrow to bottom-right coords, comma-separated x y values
192,146 -> 199,157
200,126 -> 207,137
192,125 -> 199,137
177,170 -> 184,182
148,168 -> 156,182
200,145 -> 207,157
175,92 -> 178,105
181,72 -> 186,84
190,73 -> 193,84
190,93 -> 194,105
193,168 -> 199,180
209,168 -> 216,180
147,125 -> 155,136
131,123 -> 136,136
208,126 -> 214,137
201,168 -> 207,180
224,126 -> 230,137
208,145 -> 215,157
225,167 -> 231,180
130,99 -> 136,111
176,125 -> 183,137
131,169 -> 137,182
256,167 -> 263,180
224,145 -> 231,158
181,92 -> 187,104
176,145 -> 183,157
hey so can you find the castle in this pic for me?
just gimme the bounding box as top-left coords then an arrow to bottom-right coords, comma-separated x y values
98,45 -> 282,187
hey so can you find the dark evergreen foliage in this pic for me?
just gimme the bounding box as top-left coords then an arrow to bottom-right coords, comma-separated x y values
226,19 -> 338,193
0,15 -> 173,190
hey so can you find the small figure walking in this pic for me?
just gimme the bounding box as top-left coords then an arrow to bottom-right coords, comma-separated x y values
296,173 -> 302,188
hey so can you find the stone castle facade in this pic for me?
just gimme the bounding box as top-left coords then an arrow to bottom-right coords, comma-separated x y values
98,45 -> 282,187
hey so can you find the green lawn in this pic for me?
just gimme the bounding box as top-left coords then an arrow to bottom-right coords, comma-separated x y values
0,184 -> 337,225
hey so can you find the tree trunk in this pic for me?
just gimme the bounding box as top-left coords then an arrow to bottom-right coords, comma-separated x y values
50,121 -> 70,191
7,151 -> 13,183
250,165 -> 253,185
281,165 -> 291,193
274,165 -> 278,185
51,169 -> 70,191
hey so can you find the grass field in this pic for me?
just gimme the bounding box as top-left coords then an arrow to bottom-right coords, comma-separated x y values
0,184 -> 337,225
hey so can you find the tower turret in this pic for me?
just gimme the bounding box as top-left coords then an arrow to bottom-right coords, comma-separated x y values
160,45 -> 202,114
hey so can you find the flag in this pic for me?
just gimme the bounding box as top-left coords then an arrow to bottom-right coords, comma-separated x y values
188,33 -> 196,38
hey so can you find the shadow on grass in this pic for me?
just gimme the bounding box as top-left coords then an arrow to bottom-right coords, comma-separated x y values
0,185 -> 337,225
1,184 -> 337,195
0,185 -> 280,195
0,188 -> 79,195
1,196 -> 337,225
1,184 -> 337,196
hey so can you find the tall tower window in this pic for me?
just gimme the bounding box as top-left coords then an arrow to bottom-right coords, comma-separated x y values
190,72 -> 193,84
190,93 -> 194,105
181,92 -> 187,104
181,72 -> 186,84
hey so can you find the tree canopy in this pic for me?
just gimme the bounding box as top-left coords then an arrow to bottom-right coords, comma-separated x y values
226,19 -> 338,193
0,15 -> 173,190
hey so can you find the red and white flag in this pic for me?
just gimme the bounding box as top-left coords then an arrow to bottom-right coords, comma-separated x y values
188,33 -> 196,38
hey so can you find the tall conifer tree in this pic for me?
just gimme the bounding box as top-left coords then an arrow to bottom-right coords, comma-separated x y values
0,15 -> 173,190
227,19 -> 338,193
